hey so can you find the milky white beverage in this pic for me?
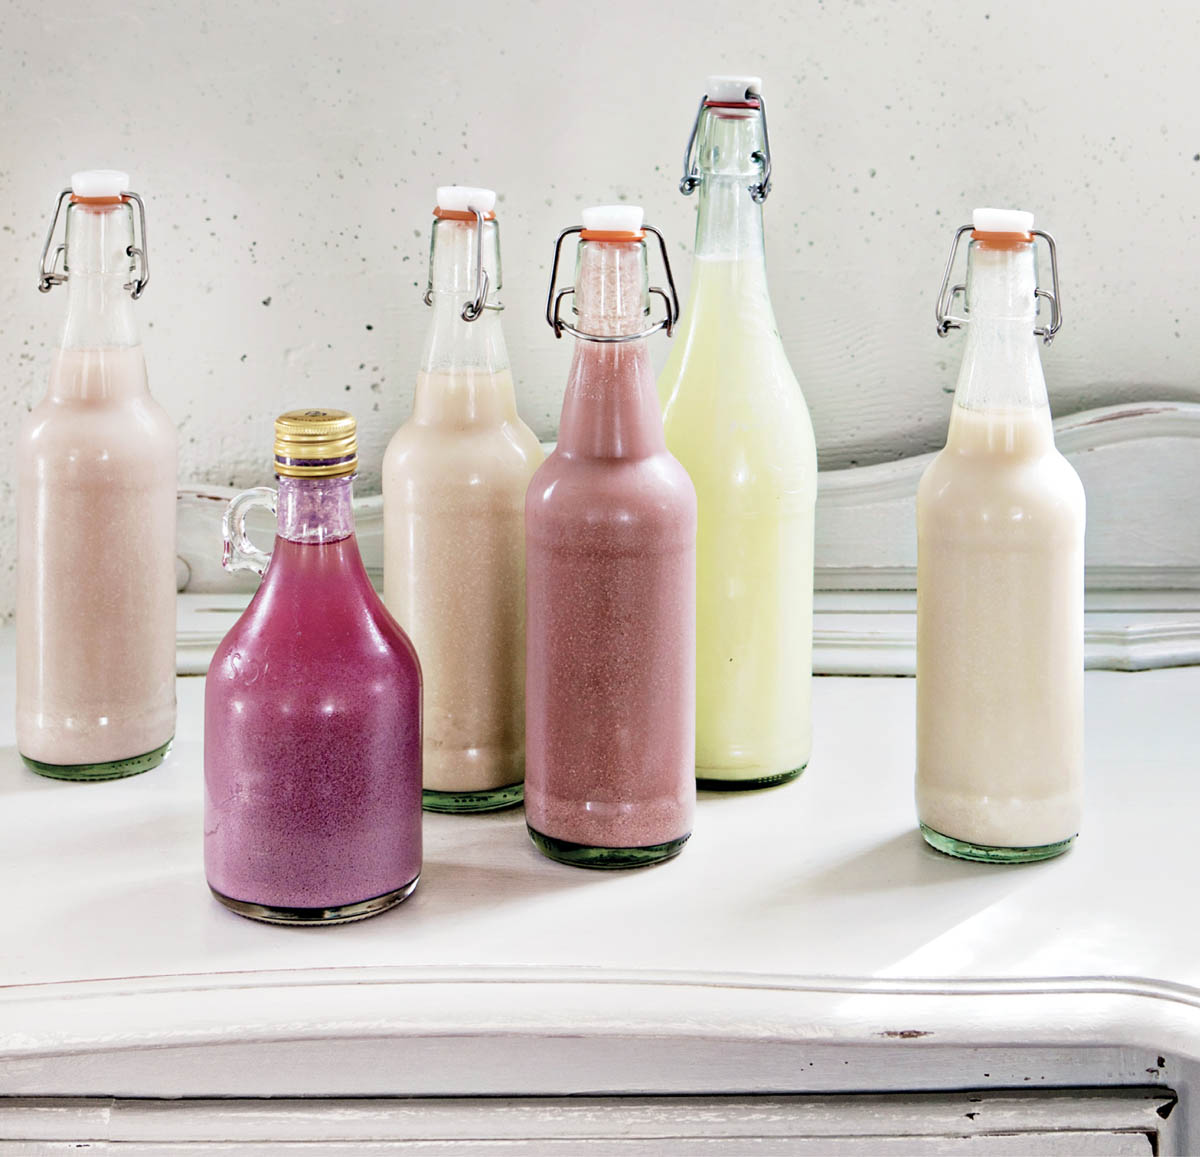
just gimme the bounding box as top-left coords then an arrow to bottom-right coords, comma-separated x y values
383,188 -> 543,812
916,210 -> 1084,861
17,174 -> 177,779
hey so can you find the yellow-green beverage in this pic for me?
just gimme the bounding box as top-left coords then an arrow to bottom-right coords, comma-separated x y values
659,77 -> 817,788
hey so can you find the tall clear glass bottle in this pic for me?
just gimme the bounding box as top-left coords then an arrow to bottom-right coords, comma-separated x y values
658,76 -> 818,790
918,208 -> 1084,863
17,170 -> 176,780
206,410 -> 423,924
383,186 -> 543,813
525,205 -> 696,869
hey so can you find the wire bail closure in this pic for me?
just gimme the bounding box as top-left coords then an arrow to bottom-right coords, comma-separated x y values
680,87 -> 772,203
38,187 -> 149,298
935,224 -> 1062,345
544,224 -> 680,344
423,204 -> 496,322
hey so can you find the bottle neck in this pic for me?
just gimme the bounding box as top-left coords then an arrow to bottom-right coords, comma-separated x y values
556,238 -> 663,459
692,105 -> 768,263
276,474 -> 356,544
60,200 -> 139,351
415,216 -> 515,425
951,240 -> 1049,418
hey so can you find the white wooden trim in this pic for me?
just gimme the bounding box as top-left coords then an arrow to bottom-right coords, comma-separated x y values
176,401 -> 1200,598
176,589 -> 1200,676
0,1089 -> 1175,1152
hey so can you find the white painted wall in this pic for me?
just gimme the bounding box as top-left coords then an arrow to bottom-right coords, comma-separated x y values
2,0 -> 1198,616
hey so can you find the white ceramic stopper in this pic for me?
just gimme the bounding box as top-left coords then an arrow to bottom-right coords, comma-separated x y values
70,170 -> 129,198
581,204 -> 644,233
973,207 -> 1034,234
705,75 -> 762,102
436,185 -> 496,214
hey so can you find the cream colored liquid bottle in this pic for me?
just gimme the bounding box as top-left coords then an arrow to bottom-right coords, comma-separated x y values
17,171 -> 177,779
658,76 -> 818,789
917,208 -> 1085,862
383,186 -> 543,812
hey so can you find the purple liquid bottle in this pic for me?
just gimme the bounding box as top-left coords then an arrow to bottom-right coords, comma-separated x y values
204,409 -> 422,924
525,206 -> 697,869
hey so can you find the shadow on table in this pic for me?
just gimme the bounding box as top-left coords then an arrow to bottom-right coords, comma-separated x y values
782,828 -> 1060,902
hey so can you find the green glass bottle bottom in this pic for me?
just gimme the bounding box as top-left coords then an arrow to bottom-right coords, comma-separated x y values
423,782 -> 524,814
920,823 -> 1075,864
527,825 -> 690,870
22,737 -> 174,782
210,874 -> 420,926
696,762 -> 807,792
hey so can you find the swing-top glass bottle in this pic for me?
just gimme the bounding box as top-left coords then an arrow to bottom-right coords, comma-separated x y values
917,207 -> 1084,863
658,76 -> 818,790
17,170 -> 176,780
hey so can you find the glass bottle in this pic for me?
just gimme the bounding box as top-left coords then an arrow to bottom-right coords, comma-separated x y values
205,410 -> 422,924
918,208 -> 1084,863
525,205 -> 696,869
383,186 -> 543,813
658,76 -> 818,790
17,170 -> 176,780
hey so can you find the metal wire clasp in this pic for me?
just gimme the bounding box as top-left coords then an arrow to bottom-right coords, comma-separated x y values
679,88 -> 772,203
935,224 -> 1062,345
38,187 -> 150,298
423,204 -> 494,321
544,224 -> 680,344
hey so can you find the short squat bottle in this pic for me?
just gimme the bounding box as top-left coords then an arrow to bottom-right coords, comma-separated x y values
18,170 -> 176,780
383,186 -> 543,813
917,208 -> 1085,863
658,76 -> 818,790
205,410 -> 422,924
525,206 -> 697,868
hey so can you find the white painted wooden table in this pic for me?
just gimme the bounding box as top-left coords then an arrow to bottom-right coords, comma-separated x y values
1,627 -> 1197,1153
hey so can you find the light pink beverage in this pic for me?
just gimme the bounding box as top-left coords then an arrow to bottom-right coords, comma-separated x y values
525,209 -> 696,868
17,184 -> 176,779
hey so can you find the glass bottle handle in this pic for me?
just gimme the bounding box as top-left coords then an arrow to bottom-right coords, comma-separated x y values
222,487 -> 277,577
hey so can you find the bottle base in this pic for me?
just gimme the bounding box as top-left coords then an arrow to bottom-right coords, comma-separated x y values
21,737 -> 174,782
422,783 -> 524,814
696,762 -> 807,792
209,875 -> 420,925
527,825 -> 690,870
920,823 -> 1075,864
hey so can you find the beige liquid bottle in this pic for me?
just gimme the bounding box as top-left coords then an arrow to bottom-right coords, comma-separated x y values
917,208 -> 1084,862
17,171 -> 177,779
383,186 -> 543,812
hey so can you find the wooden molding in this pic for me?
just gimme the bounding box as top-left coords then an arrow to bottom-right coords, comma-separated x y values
179,400 -> 1200,596
175,401 -> 1200,673
815,401 -> 1200,586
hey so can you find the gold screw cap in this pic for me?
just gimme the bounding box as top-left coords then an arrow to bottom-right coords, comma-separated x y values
274,408 -> 358,478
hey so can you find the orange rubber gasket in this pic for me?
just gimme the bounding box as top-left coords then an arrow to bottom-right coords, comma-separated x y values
70,195 -> 126,206
704,99 -> 760,109
579,229 -> 645,242
971,229 -> 1033,250
433,207 -> 496,221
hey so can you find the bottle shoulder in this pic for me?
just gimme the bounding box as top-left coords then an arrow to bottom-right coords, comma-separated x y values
211,562 -> 420,682
20,394 -> 177,470
384,417 -> 544,490
658,290 -> 815,465
918,443 -> 1086,529
526,450 -> 696,537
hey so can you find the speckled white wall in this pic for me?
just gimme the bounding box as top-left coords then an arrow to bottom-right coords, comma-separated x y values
2,0 -> 1198,615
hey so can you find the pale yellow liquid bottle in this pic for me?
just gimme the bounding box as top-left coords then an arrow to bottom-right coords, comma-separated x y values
658,77 -> 818,788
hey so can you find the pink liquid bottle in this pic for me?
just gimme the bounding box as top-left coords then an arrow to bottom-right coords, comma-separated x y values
525,206 -> 697,869
18,171 -> 176,780
204,410 -> 422,925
